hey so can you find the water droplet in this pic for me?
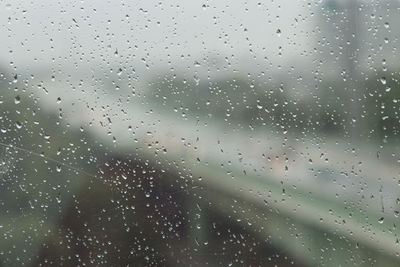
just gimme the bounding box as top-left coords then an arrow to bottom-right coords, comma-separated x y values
380,77 -> 387,85
14,95 -> 20,104
193,75 -> 200,86
15,121 -> 22,129
378,217 -> 384,224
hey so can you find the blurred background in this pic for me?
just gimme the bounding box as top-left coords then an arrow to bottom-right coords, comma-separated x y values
0,0 -> 400,266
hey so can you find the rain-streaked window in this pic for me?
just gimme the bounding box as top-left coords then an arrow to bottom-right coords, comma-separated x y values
1,0 -> 399,266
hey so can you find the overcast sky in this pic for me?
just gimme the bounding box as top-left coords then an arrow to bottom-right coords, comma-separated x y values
0,0 -> 318,76
1,0 -> 395,83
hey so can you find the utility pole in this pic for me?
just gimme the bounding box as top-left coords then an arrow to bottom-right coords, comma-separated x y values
320,0 -> 362,138
342,0 -> 363,138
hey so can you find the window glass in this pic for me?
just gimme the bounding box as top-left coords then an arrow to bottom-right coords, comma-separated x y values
0,0 -> 399,266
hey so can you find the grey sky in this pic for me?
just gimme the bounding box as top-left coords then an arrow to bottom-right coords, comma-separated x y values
0,0 -> 315,76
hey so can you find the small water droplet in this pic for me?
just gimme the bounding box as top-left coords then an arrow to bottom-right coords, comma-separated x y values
193,75 -> 200,86
15,121 -> 22,129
